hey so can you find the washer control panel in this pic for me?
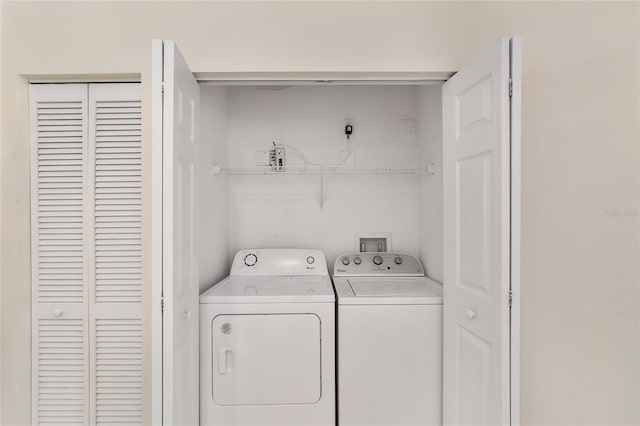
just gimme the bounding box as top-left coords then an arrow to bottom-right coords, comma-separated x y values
333,252 -> 424,277
231,249 -> 328,276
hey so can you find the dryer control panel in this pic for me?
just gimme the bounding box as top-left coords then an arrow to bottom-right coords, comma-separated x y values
333,252 -> 424,277
231,248 -> 328,276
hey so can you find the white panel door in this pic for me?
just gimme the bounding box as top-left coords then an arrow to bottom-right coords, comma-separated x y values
152,40 -> 200,426
442,38 -> 519,425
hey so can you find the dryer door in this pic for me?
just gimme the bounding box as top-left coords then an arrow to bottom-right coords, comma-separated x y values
211,314 -> 321,406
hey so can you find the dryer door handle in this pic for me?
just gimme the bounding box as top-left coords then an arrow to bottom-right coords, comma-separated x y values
218,349 -> 228,375
218,348 -> 233,376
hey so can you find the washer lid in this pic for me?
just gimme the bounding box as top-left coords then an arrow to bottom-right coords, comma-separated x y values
335,277 -> 442,305
200,275 -> 335,304
349,277 -> 438,296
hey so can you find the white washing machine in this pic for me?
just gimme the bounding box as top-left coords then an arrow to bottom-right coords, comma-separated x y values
333,252 -> 443,426
200,249 -> 335,426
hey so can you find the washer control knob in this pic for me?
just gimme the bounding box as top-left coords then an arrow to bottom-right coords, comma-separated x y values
353,256 -> 362,265
373,255 -> 383,265
306,256 -> 315,264
394,256 -> 403,265
341,257 -> 350,266
244,253 -> 257,267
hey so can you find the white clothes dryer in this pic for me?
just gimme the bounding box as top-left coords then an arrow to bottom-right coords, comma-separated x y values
200,249 -> 335,426
333,252 -> 443,426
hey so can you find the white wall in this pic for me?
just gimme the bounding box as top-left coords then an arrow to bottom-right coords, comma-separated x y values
418,85 -> 443,283
199,86 -> 230,293
223,85 -> 421,268
1,2 -> 638,425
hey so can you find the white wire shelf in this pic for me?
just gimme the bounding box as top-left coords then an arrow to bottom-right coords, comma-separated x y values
212,165 -> 427,175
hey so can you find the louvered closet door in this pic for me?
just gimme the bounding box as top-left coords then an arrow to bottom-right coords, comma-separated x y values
31,83 -> 143,426
88,83 -> 143,425
30,84 -> 90,425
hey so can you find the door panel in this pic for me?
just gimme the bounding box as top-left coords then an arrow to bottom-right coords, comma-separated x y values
457,325 -> 491,425
443,38 -> 514,425
458,153 -> 492,295
456,75 -> 492,135
211,314 -> 321,406
88,83 -> 143,426
153,39 -> 200,426
30,84 -> 90,425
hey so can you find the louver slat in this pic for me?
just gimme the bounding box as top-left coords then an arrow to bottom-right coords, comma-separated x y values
94,99 -> 142,304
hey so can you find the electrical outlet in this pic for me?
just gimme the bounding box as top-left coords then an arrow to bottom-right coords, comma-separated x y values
344,117 -> 355,142
341,150 -> 355,166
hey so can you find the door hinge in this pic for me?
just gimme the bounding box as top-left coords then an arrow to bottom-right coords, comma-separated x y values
508,290 -> 513,308
161,83 -> 165,100
161,295 -> 165,312
509,77 -> 513,98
